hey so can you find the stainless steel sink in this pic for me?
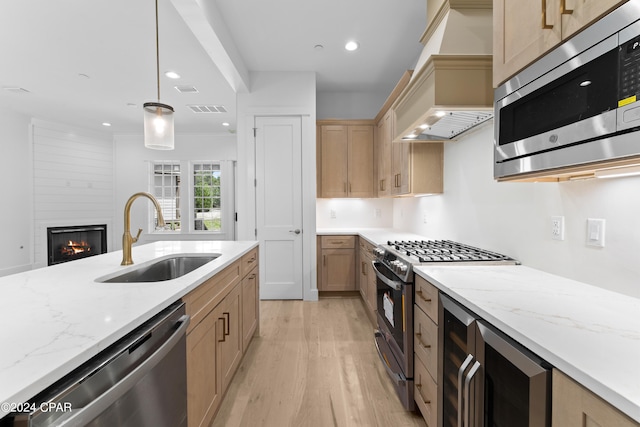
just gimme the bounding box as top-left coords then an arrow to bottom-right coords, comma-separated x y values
98,254 -> 220,283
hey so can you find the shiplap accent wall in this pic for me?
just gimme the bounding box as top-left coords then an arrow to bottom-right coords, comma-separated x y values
32,121 -> 114,268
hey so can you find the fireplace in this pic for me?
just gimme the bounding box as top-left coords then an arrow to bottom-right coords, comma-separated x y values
47,225 -> 107,266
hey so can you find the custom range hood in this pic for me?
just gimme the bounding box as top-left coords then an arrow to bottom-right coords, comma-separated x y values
393,0 -> 493,142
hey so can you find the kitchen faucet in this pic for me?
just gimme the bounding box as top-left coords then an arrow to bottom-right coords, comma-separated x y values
121,192 -> 165,265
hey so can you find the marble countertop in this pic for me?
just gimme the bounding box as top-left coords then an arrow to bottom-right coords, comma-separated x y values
0,240 -> 258,418
415,265 -> 640,423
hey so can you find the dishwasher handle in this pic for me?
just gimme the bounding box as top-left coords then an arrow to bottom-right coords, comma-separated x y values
58,314 -> 190,426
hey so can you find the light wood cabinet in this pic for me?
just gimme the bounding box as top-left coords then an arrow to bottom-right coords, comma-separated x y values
494,0 -> 627,87
552,370 -> 640,427
184,249 -> 260,427
357,237 -> 377,324
375,71 -> 412,197
391,142 -> 443,196
318,235 -> 356,291
414,274 -> 440,427
317,121 -> 375,198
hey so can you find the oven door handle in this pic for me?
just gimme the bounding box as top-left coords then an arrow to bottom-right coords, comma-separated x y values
374,330 -> 405,385
372,261 -> 402,291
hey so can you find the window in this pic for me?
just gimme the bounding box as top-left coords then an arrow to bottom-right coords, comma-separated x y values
193,162 -> 221,232
149,160 -> 235,239
152,162 -> 181,230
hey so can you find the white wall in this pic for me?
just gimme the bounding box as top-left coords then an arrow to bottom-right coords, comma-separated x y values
393,122 -> 640,298
113,133 -> 237,249
317,92 -> 388,120
0,110 -> 32,275
236,71 -> 317,300
316,198 -> 393,228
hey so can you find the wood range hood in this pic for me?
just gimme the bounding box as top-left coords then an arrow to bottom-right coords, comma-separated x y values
392,0 -> 494,142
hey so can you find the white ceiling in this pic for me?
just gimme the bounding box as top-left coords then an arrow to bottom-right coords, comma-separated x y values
0,0 -> 426,135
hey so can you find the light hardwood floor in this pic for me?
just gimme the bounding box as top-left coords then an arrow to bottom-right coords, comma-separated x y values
212,296 -> 426,427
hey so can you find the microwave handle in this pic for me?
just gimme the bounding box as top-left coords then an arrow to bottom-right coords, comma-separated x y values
464,360 -> 481,427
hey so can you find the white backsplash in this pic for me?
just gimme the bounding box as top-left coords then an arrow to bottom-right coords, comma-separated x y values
316,198 -> 393,229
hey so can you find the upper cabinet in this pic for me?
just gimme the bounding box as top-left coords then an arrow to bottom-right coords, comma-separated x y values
317,121 -> 375,198
493,0 -> 628,87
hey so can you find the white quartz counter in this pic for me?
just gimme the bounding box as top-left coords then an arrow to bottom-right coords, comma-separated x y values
0,240 -> 258,418
414,265 -> 640,423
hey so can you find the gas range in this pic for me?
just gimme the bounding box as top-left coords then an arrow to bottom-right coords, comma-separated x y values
374,239 -> 518,282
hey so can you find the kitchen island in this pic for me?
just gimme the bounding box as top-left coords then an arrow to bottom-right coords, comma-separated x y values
415,265 -> 640,425
0,240 -> 258,419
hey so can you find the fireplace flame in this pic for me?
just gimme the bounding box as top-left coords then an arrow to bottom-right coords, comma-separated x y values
61,240 -> 92,256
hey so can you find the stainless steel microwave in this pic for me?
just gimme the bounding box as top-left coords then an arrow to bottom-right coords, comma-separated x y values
494,2 -> 640,180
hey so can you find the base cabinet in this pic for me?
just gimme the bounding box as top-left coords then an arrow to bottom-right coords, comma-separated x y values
552,370 -> 640,427
357,238 -> 377,324
184,248 -> 260,427
318,235 -> 356,291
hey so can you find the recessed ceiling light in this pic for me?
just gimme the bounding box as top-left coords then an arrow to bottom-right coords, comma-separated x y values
102,122 -> 112,127
78,73 -> 90,79
126,103 -> 137,108
222,122 -> 230,126
314,44 -> 324,50
345,41 -> 359,51
165,71 -> 180,79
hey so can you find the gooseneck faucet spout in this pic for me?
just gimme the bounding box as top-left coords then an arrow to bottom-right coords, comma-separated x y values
121,192 -> 165,265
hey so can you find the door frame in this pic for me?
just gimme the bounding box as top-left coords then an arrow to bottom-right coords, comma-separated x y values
236,110 -> 318,301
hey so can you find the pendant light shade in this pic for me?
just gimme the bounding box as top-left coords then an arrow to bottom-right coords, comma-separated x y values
143,102 -> 174,149
144,0 -> 175,150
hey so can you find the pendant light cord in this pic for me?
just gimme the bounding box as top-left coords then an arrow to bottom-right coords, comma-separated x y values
155,0 -> 161,101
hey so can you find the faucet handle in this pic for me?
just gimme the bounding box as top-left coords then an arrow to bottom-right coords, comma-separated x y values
132,228 -> 143,243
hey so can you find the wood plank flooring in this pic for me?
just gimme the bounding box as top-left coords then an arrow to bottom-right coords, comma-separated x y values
212,296 -> 426,427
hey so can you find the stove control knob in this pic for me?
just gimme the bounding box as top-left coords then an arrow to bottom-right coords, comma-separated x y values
399,264 -> 408,273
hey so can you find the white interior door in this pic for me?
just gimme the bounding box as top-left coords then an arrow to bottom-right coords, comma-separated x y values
255,116 -> 303,299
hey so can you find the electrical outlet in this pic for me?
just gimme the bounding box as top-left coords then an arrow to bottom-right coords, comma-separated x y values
374,208 -> 382,218
586,218 -> 606,247
330,210 -> 336,219
423,212 -> 428,224
551,216 -> 565,241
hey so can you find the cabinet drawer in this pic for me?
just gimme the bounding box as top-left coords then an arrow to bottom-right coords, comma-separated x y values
321,235 -> 355,249
241,247 -> 258,277
414,356 -> 438,427
358,237 -> 376,255
183,260 -> 241,333
414,305 -> 438,380
415,275 -> 439,324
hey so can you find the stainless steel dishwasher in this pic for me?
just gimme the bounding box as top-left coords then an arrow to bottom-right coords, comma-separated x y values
7,301 -> 189,427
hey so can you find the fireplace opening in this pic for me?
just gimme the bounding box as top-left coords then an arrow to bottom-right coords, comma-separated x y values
47,225 -> 107,266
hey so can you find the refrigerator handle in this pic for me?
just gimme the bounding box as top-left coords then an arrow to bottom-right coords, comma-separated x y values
464,361 -> 482,427
457,354 -> 475,427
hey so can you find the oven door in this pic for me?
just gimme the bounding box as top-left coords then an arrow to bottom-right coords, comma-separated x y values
372,261 -> 414,410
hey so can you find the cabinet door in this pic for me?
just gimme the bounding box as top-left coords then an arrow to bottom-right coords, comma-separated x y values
552,370 -> 640,427
376,111 -> 392,197
561,0 -> 627,39
391,142 -> 410,195
493,0 -> 562,87
187,310 -> 221,427
358,247 -> 368,301
320,125 -> 348,197
366,256 -> 377,316
241,267 -> 259,352
217,284 -> 243,394
320,248 -> 356,291
348,125 -> 374,197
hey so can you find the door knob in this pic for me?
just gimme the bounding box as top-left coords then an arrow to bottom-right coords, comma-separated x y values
289,229 -> 301,234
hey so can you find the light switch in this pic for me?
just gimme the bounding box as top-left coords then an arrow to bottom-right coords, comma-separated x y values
586,218 -> 605,247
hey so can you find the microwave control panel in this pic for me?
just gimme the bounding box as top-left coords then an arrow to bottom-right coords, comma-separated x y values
619,35 -> 640,102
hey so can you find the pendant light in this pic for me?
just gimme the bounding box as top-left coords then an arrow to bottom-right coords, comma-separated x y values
143,0 -> 175,150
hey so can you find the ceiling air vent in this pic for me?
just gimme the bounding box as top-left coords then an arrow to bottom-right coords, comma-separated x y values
174,85 -> 199,93
187,105 -> 227,114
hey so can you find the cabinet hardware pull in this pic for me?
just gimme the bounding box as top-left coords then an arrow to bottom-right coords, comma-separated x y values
349,182 -> 352,193
416,384 -> 431,405
223,312 -> 230,336
249,273 -> 256,280
541,0 -> 553,29
464,361 -> 482,427
344,182 -> 347,193
415,332 -> 431,348
561,0 -> 573,14
361,261 -> 366,275
323,255 -> 326,267
416,289 -> 432,302
218,317 -> 227,342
